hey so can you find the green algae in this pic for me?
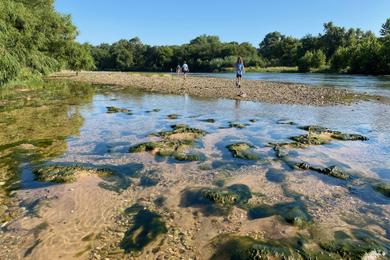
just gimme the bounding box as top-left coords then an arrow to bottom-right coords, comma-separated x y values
290,134 -> 331,146
248,201 -> 312,227
211,235 -> 304,260
106,106 -> 130,113
33,165 -> 114,183
0,80 -> 94,223
226,142 -> 259,160
181,184 -> 252,216
129,124 -> 206,161
300,125 -> 369,141
319,229 -> 389,259
120,204 -> 167,254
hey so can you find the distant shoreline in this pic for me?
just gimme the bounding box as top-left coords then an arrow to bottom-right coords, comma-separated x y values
49,71 -> 382,106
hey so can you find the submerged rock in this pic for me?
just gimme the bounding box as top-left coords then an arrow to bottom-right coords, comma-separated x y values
226,142 -> 259,160
212,235 -> 304,260
120,205 -> 167,253
248,201 -> 311,227
33,165 -> 113,183
300,125 -> 369,141
166,114 -> 179,119
181,184 -> 252,216
106,106 -> 130,113
290,134 -> 331,146
318,165 -> 350,180
201,118 -> 216,123
129,124 -> 206,161
374,182 -> 390,198
228,122 -> 248,129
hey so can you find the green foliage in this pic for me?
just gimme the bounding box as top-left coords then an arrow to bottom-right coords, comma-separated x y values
298,50 -> 326,72
380,18 -> 390,36
0,0 -> 95,85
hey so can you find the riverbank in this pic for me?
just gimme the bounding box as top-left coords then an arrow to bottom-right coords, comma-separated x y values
49,71 -> 382,106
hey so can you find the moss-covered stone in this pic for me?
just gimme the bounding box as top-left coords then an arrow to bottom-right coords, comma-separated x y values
202,189 -> 239,206
226,142 -> 258,160
129,125 -> 206,161
181,184 -> 252,216
106,106 -> 130,113
318,165 -> 349,180
300,125 -> 369,141
33,165 -> 114,183
374,182 -> 390,197
120,205 -> 167,253
212,235 -> 304,260
290,134 -> 331,146
228,122 -> 248,129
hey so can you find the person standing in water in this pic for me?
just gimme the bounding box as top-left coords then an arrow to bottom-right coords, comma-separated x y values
182,61 -> 189,79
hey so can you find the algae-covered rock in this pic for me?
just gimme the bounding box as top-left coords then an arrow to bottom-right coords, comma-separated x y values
226,142 -> 259,160
290,134 -> 331,146
374,182 -> 390,198
294,162 -> 350,180
300,125 -> 369,141
166,114 -> 179,119
181,184 -> 252,216
106,106 -> 130,113
212,235 -> 304,260
331,132 -> 369,141
129,124 -> 206,161
248,201 -> 311,227
320,238 -> 388,259
228,122 -> 248,129
201,118 -> 216,123
202,184 -> 252,206
319,165 -> 349,180
33,165 -> 113,183
202,189 -> 239,206
120,205 -> 167,253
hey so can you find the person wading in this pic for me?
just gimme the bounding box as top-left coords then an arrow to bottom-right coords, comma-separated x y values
182,61 -> 189,79
235,56 -> 246,97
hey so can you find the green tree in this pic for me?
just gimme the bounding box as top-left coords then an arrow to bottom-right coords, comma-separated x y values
0,0 -> 94,84
380,18 -> 390,36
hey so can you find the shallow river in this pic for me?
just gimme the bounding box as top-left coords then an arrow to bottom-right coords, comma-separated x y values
0,80 -> 389,259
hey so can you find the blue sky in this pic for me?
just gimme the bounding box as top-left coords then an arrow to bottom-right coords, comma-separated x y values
55,0 -> 390,46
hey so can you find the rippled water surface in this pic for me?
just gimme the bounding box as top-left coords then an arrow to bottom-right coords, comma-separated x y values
0,80 -> 389,259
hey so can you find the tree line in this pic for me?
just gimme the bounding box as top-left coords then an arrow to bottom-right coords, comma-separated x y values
1,1 -> 389,86
0,0 -> 94,85
90,19 -> 390,75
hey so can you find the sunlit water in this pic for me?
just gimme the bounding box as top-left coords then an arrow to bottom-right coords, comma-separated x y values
1,80 -> 390,258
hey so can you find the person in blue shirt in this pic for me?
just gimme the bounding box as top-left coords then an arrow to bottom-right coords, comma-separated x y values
235,57 -> 245,96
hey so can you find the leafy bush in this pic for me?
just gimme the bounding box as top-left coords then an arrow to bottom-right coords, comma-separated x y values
0,0 -> 95,85
0,50 -> 20,85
